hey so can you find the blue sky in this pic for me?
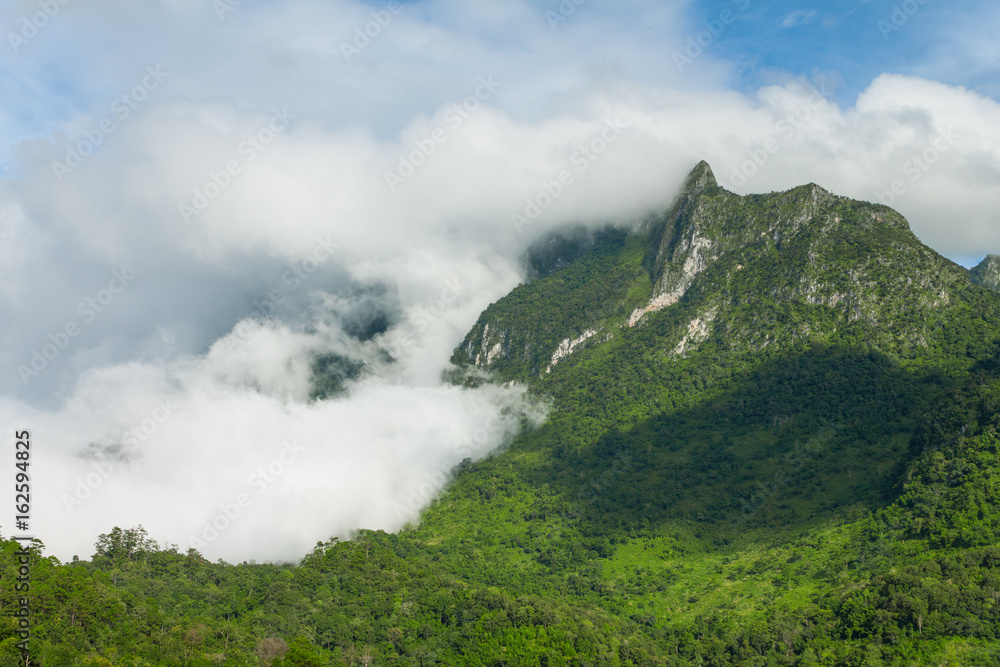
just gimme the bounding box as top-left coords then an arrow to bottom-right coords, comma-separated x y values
0,0 -> 996,174
691,0 -> 998,106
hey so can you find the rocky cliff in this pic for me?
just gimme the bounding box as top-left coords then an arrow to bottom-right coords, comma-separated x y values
453,161 -> 987,380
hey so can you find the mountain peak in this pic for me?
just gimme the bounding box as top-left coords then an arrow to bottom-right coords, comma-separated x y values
455,162 -> 994,384
683,160 -> 717,193
970,254 -> 1000,292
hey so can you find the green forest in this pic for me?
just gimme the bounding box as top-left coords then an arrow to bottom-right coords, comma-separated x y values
4,165 -> 1000,665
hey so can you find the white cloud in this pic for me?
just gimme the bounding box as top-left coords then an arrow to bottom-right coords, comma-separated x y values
9,349 -> 543,563
780,9 -> 818,28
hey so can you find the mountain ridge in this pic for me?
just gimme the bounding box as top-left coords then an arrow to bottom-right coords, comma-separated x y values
454,161 -> 988,383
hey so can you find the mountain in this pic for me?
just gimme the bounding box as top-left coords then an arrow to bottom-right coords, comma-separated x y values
444,162 -> 1000,542
456,160 -> 990,381
432,160 -> 1000,661
4,162 -> 1000,665
971,254 -> 1000,292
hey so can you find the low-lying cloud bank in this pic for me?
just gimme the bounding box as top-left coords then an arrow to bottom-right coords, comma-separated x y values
4,297 -> 548,563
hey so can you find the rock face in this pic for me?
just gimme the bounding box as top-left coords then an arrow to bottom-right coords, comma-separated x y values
452,161 -> 986,381
970,254 -> 1000,292
546,329 -> 598,374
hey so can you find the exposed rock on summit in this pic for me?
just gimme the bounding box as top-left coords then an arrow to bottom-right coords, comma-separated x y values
453,161 -> 984,381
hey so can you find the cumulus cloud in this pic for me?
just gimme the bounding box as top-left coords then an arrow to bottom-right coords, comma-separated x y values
1,0 -> 998,562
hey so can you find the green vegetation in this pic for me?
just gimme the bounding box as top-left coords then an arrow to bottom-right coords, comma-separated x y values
3,163 -> 1000,665
452,227 -> 653,379
309,353 -> 365,401
970,254 -> 1000,292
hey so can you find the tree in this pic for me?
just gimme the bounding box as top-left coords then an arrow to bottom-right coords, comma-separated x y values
93,526 -> 158,564
256,637 -> 288,665
277,636 -> 327,667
